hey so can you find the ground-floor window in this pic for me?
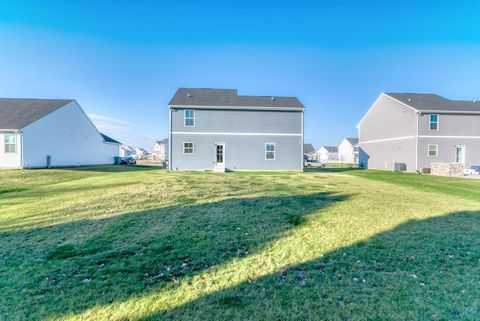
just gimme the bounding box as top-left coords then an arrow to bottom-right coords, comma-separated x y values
4,134 -> 16,153
428,144 -> 438,157
265,143 -> 275,160
183,142 -> 194,154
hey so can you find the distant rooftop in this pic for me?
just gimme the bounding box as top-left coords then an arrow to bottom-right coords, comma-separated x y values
303,143 -> 315,154
385,93 -> 480,112
322,146 -> 338,153
345,138 -> 358,145
169,88 -> 304,109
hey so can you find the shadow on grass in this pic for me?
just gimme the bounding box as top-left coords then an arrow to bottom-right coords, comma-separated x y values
152,211 -> 480,321
0,192 -> 347,320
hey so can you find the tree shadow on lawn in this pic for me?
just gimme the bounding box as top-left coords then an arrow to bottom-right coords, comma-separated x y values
153,211 -> 480,321
0,192 -> 347,320
56,164 -> 161,173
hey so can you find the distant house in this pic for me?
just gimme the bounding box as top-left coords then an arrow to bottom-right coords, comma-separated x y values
358,92 -> 480,171
317,146 -> 338,162
303,143 -> 316,160
120,145 -> 136,157
0,98 -> 120,168
135,148 -> 150,159
168,88 -> 304,171
153,139 -> 169,162
338,138 -> 359,164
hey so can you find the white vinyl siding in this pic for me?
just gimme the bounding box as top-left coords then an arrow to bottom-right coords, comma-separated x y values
428,144 -> 438,156
184,109 -> 195,127
265,143 -> 275,160
183,142 -> 194,154
4,134 -> 16,153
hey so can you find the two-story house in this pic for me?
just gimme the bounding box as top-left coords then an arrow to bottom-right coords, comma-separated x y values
338,138 -> 358,164
153,138 -> 169,162
168,88 -> 305,171
358,93 -> 480,171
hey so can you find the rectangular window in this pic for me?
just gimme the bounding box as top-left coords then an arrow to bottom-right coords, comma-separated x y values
4,134 -> 16,153
184,109 -> 195,127
183,142 -> 194,154
265,143 -> 275,160
428,144 -> 438,157
429,114 -> 439,130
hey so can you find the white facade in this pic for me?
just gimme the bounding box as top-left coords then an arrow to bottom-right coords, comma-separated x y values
0,131 -> 22,168
0,101 -> 120,168
316,146 -> 339,162
153,140 -> 168,161
338,138 -> 359,164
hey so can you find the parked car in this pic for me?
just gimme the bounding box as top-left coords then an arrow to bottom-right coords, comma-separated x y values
120,156 -> 137,165
304,159 -> 326,168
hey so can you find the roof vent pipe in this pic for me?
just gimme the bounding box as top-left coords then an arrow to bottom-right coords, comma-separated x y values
271,96 -> 275,101
187,92 -> 192,97
408,98 -> 412,102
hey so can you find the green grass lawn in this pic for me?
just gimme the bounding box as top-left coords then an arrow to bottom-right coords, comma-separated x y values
1,166 -> 480,321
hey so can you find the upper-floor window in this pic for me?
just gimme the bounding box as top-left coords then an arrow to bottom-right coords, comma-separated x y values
429,114 -> 439,130
4,134 -> 16,153
428,144 -> 438,157
265,143 -> 275,160
183,142 -> 194,154
184,109 -> 195,127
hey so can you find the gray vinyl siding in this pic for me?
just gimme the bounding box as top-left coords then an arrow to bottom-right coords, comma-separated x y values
358,94 -> 417,171
359,95 -> 416,142
359,138 -> 416,171
418,113 -> 480,136
171,134 -> 303,170
417,137 -> 480,169
171,108 -> 302,134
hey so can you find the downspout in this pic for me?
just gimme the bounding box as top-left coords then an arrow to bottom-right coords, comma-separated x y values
168,107 -> 172,170
415,111 -> 420,171
20,130 -> 24,169
301,109 -> 304,170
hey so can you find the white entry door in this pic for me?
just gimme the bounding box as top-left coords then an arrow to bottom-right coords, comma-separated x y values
214,143 -> 225,172
455,145 -> 465,164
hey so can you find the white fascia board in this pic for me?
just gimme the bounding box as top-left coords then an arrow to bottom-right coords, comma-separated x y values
169,105 -> 305,112
172,131 -> 302,136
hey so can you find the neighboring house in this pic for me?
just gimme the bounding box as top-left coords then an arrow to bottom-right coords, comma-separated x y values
120,145 -> 136,157
135,147 -> 150,159
0,98 -> 120,168
317,146 -> 339,162
168,88 -> 305,171
358,92 -> 480,171
153,138 -> 169,161
338,138 -> 359,164
303,143 -> 316,160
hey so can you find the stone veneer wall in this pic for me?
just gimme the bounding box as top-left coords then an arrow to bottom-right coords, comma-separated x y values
430,163 -> 464,177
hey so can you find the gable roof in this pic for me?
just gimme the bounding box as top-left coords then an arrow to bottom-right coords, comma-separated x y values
345,138 -> 358,145
100,133 -> 121,144
385,93 -> 480,112
169,88 -> 304,109
156,138 -> 168,145
0,98 -> 74,129
303,143 -> 315,154
321,146 -> 338,153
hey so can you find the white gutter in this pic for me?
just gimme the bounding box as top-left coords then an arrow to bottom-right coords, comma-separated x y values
169,105 -> 305,112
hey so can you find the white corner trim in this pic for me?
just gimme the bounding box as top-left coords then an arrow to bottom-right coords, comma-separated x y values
359,136 -> 415,144
172,131 -> 302,136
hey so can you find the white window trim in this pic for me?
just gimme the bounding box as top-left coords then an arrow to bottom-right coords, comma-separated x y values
454,145 -> 466,164
429,114 -> 439,131
183,142 -> 194,154
265,143 -> 275,160
4,134 -> 17,154
428,144 -> 438,157
184,109 -> 195,127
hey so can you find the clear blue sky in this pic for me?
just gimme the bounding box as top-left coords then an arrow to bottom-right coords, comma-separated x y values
1,1 -> 480,150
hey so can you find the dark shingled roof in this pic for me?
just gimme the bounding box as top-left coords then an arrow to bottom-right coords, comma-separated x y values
0,98 -> 73,129
345,138 -> 358,145
156,138 -> 168,145
169,88 -> 304,108
385,93 -> 480,112
322,146 -> 338,153
303,144 -> 315,154
100,133 -> 121,144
